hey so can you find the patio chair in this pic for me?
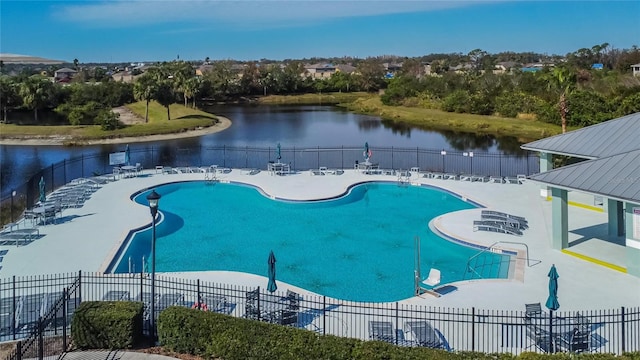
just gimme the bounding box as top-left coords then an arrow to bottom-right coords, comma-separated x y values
285,290 -> 301,311
525,302 -> 543,320
567,328 -> 591,353
404,320 -> 444,349
279,310 -> 299,327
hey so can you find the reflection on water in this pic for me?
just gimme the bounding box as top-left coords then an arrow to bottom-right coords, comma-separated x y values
0,104 -> 529,194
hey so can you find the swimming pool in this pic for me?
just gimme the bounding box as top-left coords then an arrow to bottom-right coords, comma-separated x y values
109,181 -> 511,302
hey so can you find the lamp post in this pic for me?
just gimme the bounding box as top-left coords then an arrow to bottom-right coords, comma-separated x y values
10,190 -> 16,223
146,189 -> 161,340
440,149 -> 447,172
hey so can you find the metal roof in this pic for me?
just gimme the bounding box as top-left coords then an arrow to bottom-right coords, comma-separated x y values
528,149 -> 640,205
521,112 -> 640,159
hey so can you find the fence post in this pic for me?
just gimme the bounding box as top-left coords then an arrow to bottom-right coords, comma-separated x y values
63,159 -> 67,185
16,341 -> 22,360
322,295 -> 326,336
81,154 -> 85,178
78,270 -> 82,305
391,147 -> 394,169
63,288 -> 68,351
197,279 -> 201,304
395,302 -> 399,345
12,275 -> 16,340
256,286 -> 261,322
621,306 -> 626,353
38,317 -> 44,360
471,307 -> 475,352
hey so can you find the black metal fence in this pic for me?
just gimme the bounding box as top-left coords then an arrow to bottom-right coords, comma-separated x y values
1,146 -> 539,213
2,272 -> 638,360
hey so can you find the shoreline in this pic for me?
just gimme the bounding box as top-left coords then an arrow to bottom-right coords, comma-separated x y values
0,116 -> 232,146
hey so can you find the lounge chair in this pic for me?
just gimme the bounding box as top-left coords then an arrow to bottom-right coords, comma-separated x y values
102,290 -> 131,301
473,220 -> 523,236
488,176 -> 503,183
404,320 -> 444,349
481,210 -> 528,229
504,176 -> 521,184
471,175 -> 488,182
459,174 -> 472,181
560,328 -> 591,353
368,320 -> 395,343
422,268 -> 441,287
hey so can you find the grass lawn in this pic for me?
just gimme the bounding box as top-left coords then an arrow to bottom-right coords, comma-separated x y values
0,101 -> 217,143
258,92 -> 373,105
340,96 -> 564,142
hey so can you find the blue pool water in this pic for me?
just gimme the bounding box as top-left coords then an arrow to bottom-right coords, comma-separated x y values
111,181 -> 511,302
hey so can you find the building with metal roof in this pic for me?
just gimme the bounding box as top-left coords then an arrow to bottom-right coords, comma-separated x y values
521,112 -> 640,278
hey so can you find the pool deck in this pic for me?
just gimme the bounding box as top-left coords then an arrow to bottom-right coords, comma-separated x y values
1,168 -> 638,311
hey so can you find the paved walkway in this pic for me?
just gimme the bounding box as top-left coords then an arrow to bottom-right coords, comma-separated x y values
60,350 -> 180,360
1,168 -> 638,311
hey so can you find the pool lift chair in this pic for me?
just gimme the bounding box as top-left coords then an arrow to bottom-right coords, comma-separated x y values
422,268 -> 441,287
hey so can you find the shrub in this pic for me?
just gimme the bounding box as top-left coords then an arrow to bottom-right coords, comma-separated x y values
441,90 -> 471,113
71,301 -> 143,349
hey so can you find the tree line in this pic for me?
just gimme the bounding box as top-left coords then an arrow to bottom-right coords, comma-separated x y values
1,44 -> 639,132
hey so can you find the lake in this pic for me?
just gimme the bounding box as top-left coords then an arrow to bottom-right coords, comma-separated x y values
0,104 -> 529,196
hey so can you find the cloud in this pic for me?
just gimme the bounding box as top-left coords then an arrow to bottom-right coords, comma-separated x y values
53,0 -> 501,28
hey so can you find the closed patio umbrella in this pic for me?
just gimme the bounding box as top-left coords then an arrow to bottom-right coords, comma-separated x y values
267,250 -> 277,293
38,176 -> 46,204
276,143 -> 282,162
363,142 -> 372,162
545,264 -> 560,311
125,144 -> 131,166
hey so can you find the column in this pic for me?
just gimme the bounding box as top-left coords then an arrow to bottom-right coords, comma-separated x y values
626,202 -> 640,277
539,152 -> 552,198
607,199 -> 625,237
551,187 -> 568,250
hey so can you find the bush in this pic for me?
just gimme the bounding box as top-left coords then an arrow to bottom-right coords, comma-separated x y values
158,307 -> 462,360
71,301 -> 143,349
97,109 -> 123,130
441,90 -> 471,113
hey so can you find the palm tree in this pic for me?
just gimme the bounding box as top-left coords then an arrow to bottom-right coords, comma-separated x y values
183,77 -> 201,108
155,80 -> 174,120
133,73 -> 156,123
543,66 -> 575,134
0,76 -> 18,122
19,76 -> 53,123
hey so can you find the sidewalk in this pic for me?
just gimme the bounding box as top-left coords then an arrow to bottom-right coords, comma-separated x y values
60,351 -> 181,360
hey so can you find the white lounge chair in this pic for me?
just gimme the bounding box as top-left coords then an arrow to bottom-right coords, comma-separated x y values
422,268 -> 441,287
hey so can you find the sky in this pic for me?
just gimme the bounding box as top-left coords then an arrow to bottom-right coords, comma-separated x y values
0,0 -> 639,63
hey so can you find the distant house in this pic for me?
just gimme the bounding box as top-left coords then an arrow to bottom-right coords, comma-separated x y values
592,63 -> 604,70
54,67 -> 76,82
493,61 -> 516,74
335,64 -> 356,74
631,63 -> 640,77
304,63 -> 336,79
111,71 -> 135,83
195,64 -> 213,76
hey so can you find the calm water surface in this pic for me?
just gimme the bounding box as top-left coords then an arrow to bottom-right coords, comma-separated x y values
0,105 -> 525,195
